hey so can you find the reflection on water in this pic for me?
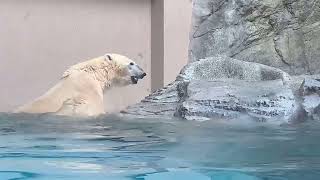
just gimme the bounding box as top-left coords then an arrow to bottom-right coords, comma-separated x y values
0,113 -> 320,180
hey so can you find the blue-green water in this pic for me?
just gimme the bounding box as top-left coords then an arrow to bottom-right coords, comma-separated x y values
0,113 -> 319,180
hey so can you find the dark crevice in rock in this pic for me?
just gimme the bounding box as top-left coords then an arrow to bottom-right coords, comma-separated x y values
174,81 -> 190,118
193,27 -> 223,39
176,81 -> 190,103
283,0 -> 295,17
230,37 -> 272,58
273,37 -> 291,66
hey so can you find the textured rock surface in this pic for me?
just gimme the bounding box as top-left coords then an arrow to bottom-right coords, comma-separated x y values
299,78 -> 320,120
122,56 -> 300,123
178,56 -> 291,83
121,82 -> 181,118
178,79 -> 297,122
122,0 -> 320,123
190,0 -> 320,75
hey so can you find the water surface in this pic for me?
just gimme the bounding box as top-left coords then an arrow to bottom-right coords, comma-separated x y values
0,113 -> 319,180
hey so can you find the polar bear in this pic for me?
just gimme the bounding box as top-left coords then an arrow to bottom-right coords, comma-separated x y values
14,53 -> 146,117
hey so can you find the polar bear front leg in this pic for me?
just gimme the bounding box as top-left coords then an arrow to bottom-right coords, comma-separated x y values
55,96 -> 104,117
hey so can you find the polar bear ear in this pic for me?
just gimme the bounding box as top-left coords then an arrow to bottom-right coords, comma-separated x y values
104,54 -> 113,61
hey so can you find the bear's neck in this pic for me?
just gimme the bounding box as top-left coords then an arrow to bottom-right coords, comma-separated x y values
62,57 -> 121,93
90,63 -> 120,92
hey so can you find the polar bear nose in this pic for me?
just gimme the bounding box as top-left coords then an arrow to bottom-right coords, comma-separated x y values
137,72 -> 146,79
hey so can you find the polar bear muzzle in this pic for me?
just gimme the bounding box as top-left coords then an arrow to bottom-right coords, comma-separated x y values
128,63 -> 146,84
130,72 -> 146,84
131,76 -> 139,84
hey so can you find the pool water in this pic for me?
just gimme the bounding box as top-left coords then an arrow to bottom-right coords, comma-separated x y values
0,113 -> 319,180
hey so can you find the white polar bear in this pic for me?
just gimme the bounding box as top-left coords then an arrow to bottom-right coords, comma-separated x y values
14,53 -> 146,117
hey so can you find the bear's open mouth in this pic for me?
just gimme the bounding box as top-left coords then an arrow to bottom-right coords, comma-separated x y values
131,76 -> 138,84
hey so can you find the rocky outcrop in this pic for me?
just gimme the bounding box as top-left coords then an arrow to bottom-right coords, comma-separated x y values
122,56 -> 303,124
299,77 -> 320,120
122,0 -> 320,124
190,0 -> 320,75
177,79 -> 297,122
178,55 -> 291,83
121,82 -> 181,118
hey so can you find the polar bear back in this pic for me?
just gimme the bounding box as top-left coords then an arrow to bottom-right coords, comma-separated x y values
15,71 -> 105,116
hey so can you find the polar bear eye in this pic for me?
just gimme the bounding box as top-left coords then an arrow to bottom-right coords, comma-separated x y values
105,55 -> 112,61
130,62 -> 134,66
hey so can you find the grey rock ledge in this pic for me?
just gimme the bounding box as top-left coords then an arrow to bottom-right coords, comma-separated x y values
121,56 -> 314,124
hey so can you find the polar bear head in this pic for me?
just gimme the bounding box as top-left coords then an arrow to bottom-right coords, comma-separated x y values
62,53 -> 147,90
104,53 -> 146,86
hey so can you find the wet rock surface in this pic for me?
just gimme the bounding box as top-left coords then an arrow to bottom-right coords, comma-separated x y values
121,82 -> 181,118
178,79 -> 296,122
299,78 -> 320,120
122,56 -> 307,124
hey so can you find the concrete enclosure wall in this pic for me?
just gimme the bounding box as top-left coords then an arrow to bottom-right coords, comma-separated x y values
0,0 -> 192,113
164,0 -> 192,85
151,0 -> 164,91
